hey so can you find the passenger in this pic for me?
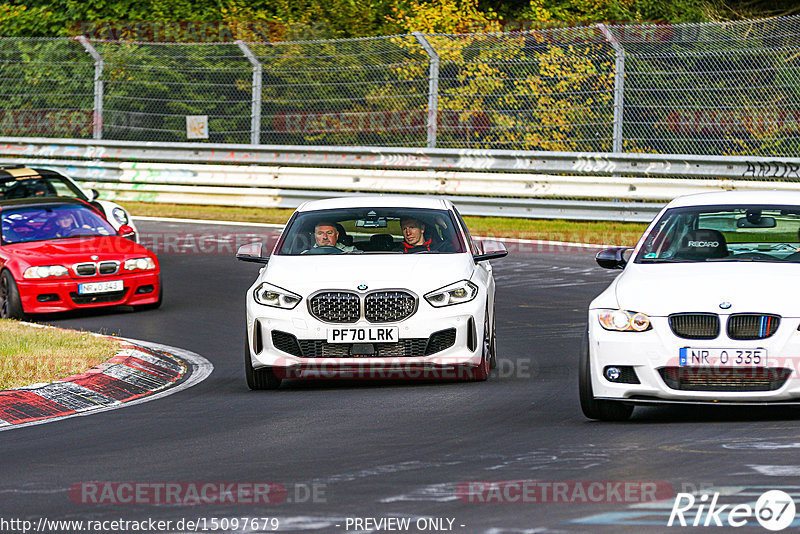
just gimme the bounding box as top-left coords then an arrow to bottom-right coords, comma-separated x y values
397,217 -> 443,253
304,221 -> 355,253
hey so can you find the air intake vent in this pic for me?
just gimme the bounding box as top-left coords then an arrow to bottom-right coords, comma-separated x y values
98,261 -> 119,275
75,263 -> 96,276
364,291 -> 416,323
669,313 -> 720,340
659,367 -> 791,392
727,314 -> 780,340
309,292 -> 360,323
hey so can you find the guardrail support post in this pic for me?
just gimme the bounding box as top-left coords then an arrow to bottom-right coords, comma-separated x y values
236,41 -> 263,146
597,24 -> 625,153
412,32 -> 439,149
76,36 -> 104,140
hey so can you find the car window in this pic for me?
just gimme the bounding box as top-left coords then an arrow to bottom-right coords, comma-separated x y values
0,175 -> 85,201
274,207 -> 467,255
635,205 -> 800,263
453,207 -> 480,255
1,205 -> 115,244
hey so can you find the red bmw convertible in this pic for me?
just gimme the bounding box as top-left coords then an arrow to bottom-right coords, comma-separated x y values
0,197 -> 161,318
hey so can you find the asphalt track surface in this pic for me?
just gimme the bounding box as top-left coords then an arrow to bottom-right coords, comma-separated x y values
3,219 -> 800,533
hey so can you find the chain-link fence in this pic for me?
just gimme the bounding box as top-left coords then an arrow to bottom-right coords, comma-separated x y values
0,16 -> 798,156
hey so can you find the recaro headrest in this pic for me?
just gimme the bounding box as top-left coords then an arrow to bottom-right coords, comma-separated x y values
678,229 -> 728,259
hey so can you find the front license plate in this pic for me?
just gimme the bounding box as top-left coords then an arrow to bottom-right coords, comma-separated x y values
679,347 -> 767,367
327,327 -> 399,344
78,280 -> 124,295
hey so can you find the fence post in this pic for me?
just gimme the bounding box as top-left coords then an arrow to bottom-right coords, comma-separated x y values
412,32 -> 439,149
75,36 -> 103,140
596,24 -> 625,153
236,41 -> 262,146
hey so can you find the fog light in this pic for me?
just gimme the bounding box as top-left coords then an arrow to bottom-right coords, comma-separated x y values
602,365 -> 640,384
605,366 -> 622,381
135,285 -> 154,295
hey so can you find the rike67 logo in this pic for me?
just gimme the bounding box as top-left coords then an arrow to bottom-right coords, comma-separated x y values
668,490 -> 796,531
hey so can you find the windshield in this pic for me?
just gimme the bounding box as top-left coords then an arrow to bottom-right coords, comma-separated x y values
0,174 -> 85,201
275,207 -> 466,255
2,205 -> 116,244
634,205 -> 800,263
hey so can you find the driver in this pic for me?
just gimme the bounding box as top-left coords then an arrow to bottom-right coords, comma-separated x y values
52,211 -> 79,237
304,221 -> 355,253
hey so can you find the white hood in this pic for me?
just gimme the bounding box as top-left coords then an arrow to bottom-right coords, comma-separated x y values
615,262 -> 800,317
262,254 -> 474,296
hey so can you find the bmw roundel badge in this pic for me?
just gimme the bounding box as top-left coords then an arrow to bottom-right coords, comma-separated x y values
719,301 -> 732,310
357,284 -> 368,291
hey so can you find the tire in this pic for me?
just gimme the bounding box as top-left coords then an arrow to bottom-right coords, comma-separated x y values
0,270 -> 25,320
244,329 -> 281,390
468,307 -> 491,381
579,331 -> 633,421
133,284 -> 162,311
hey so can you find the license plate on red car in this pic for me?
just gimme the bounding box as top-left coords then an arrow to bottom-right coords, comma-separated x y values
78,280 -> 124,295
327,327 -> 399,343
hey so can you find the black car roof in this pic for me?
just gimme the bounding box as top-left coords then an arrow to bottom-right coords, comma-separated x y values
0,196 -> 90,211
0,165 -> 64,179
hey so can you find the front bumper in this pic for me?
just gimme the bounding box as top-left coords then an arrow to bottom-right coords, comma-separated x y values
588,311 -> 800,402
18,271 -> 160,313
247,295 -> 486,379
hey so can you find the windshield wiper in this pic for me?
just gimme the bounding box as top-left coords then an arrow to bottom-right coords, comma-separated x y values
637,258 -> 688,263
707,257 -> 778,262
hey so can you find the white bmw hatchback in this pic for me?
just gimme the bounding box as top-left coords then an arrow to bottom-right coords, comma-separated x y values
237,196 -> 507,389
583,191 -> 800,420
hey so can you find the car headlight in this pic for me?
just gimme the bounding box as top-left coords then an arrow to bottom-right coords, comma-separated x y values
112,207 -> 129,225
23,265 -> 69,279
123,257 -> 156,271
425,280 -> 478,308
598,310 -> 651,332
253,282 -> 301,309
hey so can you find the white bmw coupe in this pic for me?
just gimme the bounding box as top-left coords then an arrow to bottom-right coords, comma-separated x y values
237,196 -> 507,389
583,191 -> 800,420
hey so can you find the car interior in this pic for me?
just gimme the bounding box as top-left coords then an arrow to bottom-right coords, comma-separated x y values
278,211 -> 462,255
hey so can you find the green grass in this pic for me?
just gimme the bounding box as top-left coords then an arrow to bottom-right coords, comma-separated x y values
0,320 -> 119,390
125,202 -> 648,246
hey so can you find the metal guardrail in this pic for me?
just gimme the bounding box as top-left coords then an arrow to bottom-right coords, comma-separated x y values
2,137 -> 800,222
0,157 -> 665,222
1,137 -> 799,180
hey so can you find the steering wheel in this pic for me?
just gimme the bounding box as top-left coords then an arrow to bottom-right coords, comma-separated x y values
305,245 -> 344,255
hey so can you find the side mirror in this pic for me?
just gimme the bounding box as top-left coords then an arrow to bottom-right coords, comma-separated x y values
89,188 -> 100,201
117,224 -> 136,240
473,240 -> 508,262
237,242 -> 269,264
596,247 -> 632,269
